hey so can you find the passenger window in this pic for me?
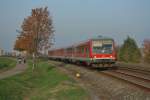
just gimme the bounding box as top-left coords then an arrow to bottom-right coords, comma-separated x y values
86,48 -> 89,57
82,48 -> 84,54
86,48 -> 89,53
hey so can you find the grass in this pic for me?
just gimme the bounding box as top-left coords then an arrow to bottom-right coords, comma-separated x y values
0,60 -> 89,100
0,57 -> 16,71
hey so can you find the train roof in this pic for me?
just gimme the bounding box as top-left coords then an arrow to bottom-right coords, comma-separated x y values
49,36 -> 114,51
91,35 -> 114,41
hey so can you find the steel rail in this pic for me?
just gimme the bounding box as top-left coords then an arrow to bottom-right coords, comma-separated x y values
101,71 -> 150,92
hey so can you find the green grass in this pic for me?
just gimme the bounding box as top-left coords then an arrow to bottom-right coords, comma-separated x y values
0,60 -> 88,100
0,57 -> 16,71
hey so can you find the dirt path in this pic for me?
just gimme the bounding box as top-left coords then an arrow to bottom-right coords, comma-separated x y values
0,63 -> 27,80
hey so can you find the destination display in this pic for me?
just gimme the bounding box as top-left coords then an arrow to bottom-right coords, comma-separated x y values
92,40 -> 112,46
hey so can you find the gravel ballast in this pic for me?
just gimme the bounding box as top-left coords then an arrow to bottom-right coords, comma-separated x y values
50,61 -> 150,100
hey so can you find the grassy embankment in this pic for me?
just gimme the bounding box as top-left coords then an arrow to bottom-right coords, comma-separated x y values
0,60 -> 88,100
0,57 -> 16,72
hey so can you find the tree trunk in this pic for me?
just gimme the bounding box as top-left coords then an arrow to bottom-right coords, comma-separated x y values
32,52 -> 35,71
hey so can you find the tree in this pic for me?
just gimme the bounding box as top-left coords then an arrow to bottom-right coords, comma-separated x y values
143,39 -> 150,63
14,7 -> 54,69
118,36 -> 141,63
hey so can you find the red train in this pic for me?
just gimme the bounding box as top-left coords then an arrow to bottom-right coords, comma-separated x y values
48,36 -> 117,67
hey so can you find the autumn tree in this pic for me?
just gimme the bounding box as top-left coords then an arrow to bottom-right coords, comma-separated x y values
14,37 -> 25,51
118,36 -> 141,63
143,39 -> 150,63
14,7 -> 54,69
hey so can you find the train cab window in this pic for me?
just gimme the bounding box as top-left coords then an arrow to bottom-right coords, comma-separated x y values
92,44 -> 112,54
92,40 -> 113,54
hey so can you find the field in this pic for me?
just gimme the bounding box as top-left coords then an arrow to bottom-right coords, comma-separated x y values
0,60 -> 89,100
0,57 -> 16,71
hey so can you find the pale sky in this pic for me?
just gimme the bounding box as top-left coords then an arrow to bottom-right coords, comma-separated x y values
0,0 -> 150,51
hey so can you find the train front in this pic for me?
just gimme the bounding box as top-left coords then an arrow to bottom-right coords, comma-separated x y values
90,38 -> 117,65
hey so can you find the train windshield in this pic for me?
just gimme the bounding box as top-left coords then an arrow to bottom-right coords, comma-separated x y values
92,40 -> 113,54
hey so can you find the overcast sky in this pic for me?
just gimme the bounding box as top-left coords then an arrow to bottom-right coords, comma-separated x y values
0,0 -> 150,51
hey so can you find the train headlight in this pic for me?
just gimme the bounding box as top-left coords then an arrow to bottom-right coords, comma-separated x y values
94,56 -> 97,58
110,56 -> 113,58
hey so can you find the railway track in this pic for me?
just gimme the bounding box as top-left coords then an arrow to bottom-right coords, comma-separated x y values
70,63 -> 150,92
50,60 -> 150,92
101,67 -> 150,92
118,67 -> 150,76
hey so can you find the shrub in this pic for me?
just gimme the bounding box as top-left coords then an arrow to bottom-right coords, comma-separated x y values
143,39 -> 150,63
118,36 -> 141,63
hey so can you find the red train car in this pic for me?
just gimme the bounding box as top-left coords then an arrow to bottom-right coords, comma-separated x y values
49,36 -> 117,67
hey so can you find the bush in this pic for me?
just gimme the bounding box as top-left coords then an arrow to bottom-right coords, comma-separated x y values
118,36 -> 141,63
143,39 -> 150,63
